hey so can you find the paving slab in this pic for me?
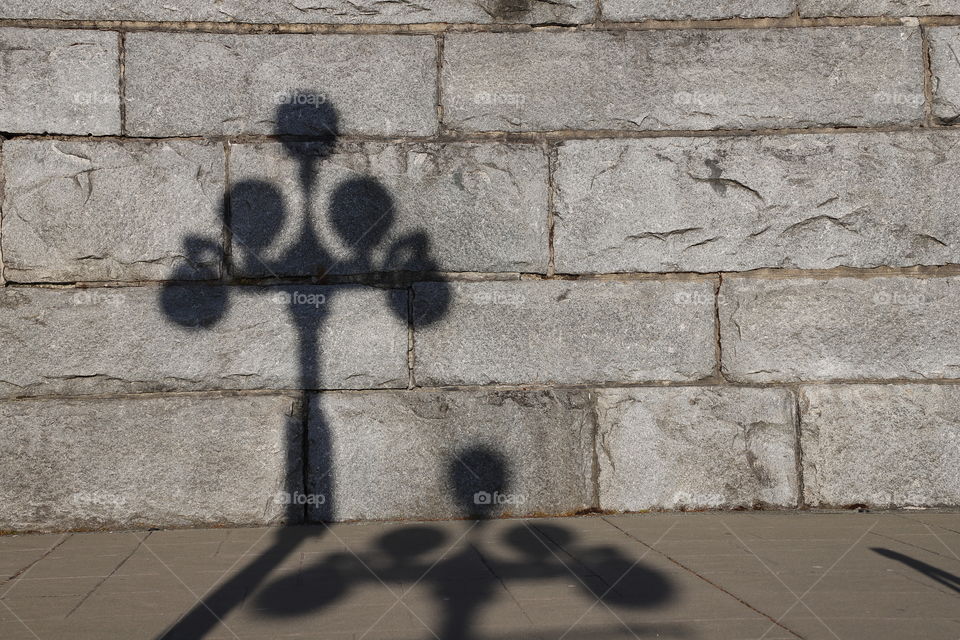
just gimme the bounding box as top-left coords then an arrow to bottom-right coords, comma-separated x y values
2,512 -> 960,639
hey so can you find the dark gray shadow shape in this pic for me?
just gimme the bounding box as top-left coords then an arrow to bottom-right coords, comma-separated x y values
252,446 -> 676,640
156,94 -> 451,639
872,547 -> 960,594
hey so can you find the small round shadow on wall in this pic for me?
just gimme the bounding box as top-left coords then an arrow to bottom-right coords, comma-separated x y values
449,445 -> 511,519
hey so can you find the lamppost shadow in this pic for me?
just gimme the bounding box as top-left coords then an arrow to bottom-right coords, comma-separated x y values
155,93 -> 675,639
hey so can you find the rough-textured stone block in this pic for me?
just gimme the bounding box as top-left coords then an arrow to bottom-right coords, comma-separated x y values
604,0 -> 795,20
0,28 -> 119,135
1,139 -> 224,283
0,0 -> 594,23
720,276 -> 960,382
414,280 -> 716,385
230,142 -> 548,276
442,28 -> 923,132
309,390 -> 594,521
125,33 -> 436,137
0,285 -> 407,397
801,1 -> 960,16
597,387 -> 798,511
554,132 -> 960,274
0,393 -> 301,531
801,385 -> 960,507
929,27 -> 960,122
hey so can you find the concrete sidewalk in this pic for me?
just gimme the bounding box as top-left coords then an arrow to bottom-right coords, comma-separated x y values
1,512 -> 959,640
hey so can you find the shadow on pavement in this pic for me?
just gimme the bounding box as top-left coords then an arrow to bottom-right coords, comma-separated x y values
872,547 -> 960,594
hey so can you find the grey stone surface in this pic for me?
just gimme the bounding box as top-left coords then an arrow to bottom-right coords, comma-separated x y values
1,139 -> 225,283
125,32 -> 436,137
801,1 -> 960,16
309,389 -> 594,521
413,280 -> 716,385
0,393 -> 301,531
800,384 -> 960,507
597,387 -> 798,511
929,27 -> 960,122
230,142 -> 548,276
0,28 -> 119,135
442,28 -> 923,132
604,0 -> 795,20
720,276 -> 960,382
554,132 -> 960,274
0,284 -> 407,397
0,0 -> 595,23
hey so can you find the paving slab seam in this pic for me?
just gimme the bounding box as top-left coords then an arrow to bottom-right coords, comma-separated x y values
0,533 -> 71,598
63,531 -> 153,618
600,516 -> 806,639
869,528 -> 960,565
470,543 -> 539,631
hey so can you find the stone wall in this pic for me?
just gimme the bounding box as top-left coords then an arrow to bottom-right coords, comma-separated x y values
2,1 -> 960,531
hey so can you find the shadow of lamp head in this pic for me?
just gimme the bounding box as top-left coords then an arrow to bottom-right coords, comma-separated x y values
378,525 -> 448,560
275,91 -> 339,193
328,177 -> 396,259
449,445 -> 511,520
274,91 -> 339,156
228,179 -> 288,275
503,523 -> 574,560
159,235 -> 229,330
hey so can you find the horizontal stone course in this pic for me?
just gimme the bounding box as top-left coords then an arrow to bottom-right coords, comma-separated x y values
554,132 -> 960,274
413,280 -> 716,385
0,27 -> 119,135
442,27 -> 923,132
1,139 -> 225,283
230,141 -> 548,276
597,387 -> 798,510
125,32 -> 437,137
800,384 -> 960,507
0,393 -> 301,531
719,276 -> 960,382
0,0 -> 594,24
604,0 -> 795,20
0,284 -> 408,397
801,1 -> 960,16
309,389 -> 594,521
928,27 -> 960,123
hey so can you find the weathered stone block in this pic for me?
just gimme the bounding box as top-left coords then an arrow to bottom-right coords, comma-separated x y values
413,280 -> 716,385
597,387 -> 798,511
928,27 -> 960,122
720,276 -> 960,382
125,33 -> 436,137
309,390 -> 594,521
0,28 -> 119,135
604,0 -> 794,20
554,132 -> 960,274
442,28 -> 923,132
2,139 -> 224,283
801,1 -> 960,16
0,393 -> 301,531
800,384 -> 960,507
0,285 -> 408,397
230,142 -> 548,276
0,0 -> 595,24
